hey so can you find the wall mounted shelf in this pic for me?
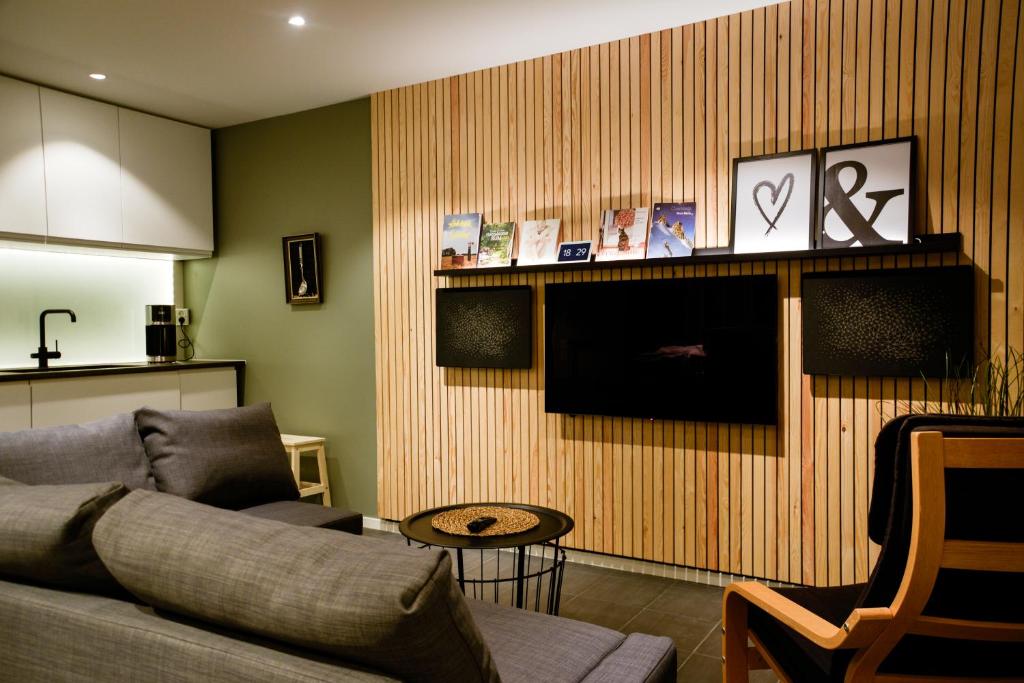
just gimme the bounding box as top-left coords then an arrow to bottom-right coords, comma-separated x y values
433,233 -> 961,277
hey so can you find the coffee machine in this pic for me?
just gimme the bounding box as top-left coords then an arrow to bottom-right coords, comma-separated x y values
145,305 -> 177,363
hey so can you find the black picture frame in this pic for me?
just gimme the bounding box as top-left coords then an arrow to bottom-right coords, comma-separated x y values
730,149 -> 818,255
816,136 -> 916,249
282,233 -> 323,304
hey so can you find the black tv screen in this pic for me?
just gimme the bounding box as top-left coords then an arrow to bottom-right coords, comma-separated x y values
436,286 -> 532,368
545,275 -> 778,424
802,266 -> 974,377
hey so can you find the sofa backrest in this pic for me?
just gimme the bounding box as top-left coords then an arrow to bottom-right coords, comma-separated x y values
0,413 -> 154,490
94,491 -> 500,683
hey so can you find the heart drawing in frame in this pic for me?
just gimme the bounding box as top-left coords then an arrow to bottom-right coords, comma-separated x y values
752,172 -> 795,235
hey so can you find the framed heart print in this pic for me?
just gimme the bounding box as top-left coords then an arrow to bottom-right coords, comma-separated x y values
730,150 -> 817,254
818,137 -> 915,248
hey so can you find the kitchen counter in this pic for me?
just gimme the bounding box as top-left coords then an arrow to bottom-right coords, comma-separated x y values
0,359 -> 244,383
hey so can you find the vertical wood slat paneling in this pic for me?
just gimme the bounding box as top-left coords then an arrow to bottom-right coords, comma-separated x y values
371,0 -> 1024,585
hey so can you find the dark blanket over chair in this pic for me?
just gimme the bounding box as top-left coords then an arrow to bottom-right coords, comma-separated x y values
748,414 -> 1024,681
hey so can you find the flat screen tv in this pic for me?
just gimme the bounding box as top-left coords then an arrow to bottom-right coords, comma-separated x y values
545,275 -> 778,424
436,285 -> 532,369
802,266 -> 973,377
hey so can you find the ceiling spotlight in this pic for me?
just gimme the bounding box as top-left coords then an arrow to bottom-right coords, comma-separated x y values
288,15 -> 306,27
89,73 -> 107,80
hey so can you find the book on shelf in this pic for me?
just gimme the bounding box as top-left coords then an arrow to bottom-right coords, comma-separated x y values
478,221 -> 516,267
516,218 -> 562,266
595,207 -> 649,261
440,213 -> 482,269
646,203 -> 696,259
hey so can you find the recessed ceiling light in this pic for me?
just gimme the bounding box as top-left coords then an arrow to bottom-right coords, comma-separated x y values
89,73 -> 107,80
288,15 -> 306,27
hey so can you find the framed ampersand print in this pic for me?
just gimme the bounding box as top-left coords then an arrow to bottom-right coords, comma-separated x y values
817,137 -> 916,248
730,150 -> 817,254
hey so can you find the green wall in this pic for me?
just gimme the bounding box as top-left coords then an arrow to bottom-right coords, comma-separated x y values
184,98 -> 377,515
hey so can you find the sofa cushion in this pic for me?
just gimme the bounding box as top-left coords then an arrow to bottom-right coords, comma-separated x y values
134,403 -> 299,510
241,500 -> 363,534
93,490 -> 499,683
0,480 -> 127,592
0,413 -> 153,490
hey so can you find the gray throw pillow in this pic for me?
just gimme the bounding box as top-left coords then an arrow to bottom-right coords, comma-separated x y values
0,413 -> 154,490
94,491 -> 499,683
134,403 -> 299,510
0,480 -> 128,592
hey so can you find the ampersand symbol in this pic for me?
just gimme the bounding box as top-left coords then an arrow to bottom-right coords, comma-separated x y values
821,160 -> 904,247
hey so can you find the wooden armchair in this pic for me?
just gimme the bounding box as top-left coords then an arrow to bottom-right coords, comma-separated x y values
723,417 -> 1024,682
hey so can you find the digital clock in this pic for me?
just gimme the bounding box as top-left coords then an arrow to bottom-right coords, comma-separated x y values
556,240 -> 593,263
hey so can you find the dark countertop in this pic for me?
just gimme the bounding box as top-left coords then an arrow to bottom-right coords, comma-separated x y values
0,359 -> 245,383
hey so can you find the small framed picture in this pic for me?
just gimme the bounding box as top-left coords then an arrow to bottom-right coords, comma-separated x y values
730,150 -> 817,254
556,240 -> 592,263
282,233 -> 323,304
818,137 -> 915,248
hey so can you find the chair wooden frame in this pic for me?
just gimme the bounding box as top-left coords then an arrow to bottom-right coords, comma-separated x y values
723,431 -> 1024,682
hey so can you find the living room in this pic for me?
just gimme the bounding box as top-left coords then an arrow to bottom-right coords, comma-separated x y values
1,1 -> 1022,681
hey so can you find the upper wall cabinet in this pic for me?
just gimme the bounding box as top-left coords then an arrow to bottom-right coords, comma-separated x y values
40,88 -> 123,244
0,76 -> 47,237
119,108 -> 213,252
0,76 -> 213,257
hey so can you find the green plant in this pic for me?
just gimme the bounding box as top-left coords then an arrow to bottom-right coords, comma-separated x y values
910,347 -> 1024,417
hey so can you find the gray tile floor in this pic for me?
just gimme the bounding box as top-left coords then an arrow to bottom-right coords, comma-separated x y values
364,528 -> 778,682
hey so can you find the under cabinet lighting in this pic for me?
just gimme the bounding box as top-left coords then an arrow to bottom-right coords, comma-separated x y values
288,15 -> 306,27
89,73 -> 107,80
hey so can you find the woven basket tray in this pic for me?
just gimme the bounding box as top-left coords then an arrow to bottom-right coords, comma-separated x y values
431,506 -> 540,537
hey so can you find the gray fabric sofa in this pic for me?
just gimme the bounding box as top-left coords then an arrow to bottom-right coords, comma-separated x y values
0,404 -> 363,534
0,485 -> 676,682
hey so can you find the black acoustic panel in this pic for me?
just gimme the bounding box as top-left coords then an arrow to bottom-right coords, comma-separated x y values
802,266 -> 973,377
436,286 -> 532,368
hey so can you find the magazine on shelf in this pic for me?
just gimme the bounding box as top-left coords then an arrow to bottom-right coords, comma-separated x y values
478,221 -> 516,267
646,203 -> 696,259
516,218 -> 562,266
595,207 -> 650,261
440,213 -> 482,269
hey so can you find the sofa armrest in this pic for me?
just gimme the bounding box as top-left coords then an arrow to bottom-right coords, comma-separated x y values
581,633 -> 676,683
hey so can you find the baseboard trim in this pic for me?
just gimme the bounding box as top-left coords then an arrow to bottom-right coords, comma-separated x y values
362,516 -> 791,588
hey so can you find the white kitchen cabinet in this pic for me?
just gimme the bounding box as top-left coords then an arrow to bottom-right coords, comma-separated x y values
119,108 -> 213,252
179,368 -> 238,410
30,372 -> 180,428
40,88 -> 123,244
0,382 -> 32,432
0,76 -> 47,237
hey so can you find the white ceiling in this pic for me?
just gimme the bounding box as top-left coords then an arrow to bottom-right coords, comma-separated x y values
0,0 -> 778,129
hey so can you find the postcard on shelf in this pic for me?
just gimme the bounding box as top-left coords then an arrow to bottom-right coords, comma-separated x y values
556,240 -> 592,263
478,221 -> 516,267
595,207 -> 649,261
440,213 -> 482,269
646,203 -> 696,259
516,218 -> 562,266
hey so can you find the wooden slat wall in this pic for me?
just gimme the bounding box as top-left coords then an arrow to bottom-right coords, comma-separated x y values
371,0 -> 1024,585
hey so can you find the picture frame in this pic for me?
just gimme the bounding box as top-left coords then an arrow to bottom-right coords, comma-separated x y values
817,136 -> 915,249
730,150 -> 817,254
282,233 -> 323,304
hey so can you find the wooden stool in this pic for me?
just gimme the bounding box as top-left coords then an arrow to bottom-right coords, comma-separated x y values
279,434 -> 332,506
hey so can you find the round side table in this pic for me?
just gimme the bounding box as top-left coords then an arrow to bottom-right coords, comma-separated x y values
399,502 -> 574,615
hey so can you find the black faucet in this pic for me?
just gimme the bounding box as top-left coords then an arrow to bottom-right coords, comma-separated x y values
30,309 -> 77,370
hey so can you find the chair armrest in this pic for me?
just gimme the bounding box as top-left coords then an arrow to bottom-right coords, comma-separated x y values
724,582 -> 892,650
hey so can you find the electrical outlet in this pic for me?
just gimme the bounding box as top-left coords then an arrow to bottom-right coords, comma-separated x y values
176,308 -> 191,326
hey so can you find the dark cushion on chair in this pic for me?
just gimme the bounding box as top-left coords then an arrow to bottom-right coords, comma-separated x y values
241,500 -> 363,534
748,583 -> 863,683
0,479 -> 128,592
0,413 -> 153,490
134,403 -> 299,510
